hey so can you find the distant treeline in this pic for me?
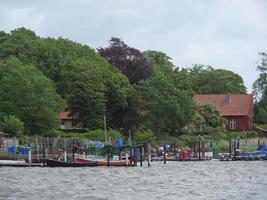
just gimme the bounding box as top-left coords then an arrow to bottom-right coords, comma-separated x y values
0,27 -> 266,137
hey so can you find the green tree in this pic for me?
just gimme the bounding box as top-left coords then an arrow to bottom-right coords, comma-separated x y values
0,115 -> 24,137
188,65 -> 247,94
186,103 -> 226,132
0,57 -> 63,134
135,74 -> 195,137
253,52 -> 267,99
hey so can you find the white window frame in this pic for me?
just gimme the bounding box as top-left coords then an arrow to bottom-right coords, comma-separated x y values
229,119 -> 236,130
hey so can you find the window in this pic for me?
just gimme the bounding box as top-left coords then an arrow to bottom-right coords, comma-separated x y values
229,119 -> 236,130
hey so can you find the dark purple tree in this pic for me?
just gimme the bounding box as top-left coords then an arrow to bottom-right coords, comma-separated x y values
98,37 -> 153,84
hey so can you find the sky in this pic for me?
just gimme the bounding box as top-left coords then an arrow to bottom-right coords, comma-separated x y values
1,0 -> 267,92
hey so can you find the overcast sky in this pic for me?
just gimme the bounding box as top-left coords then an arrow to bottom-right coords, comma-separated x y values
1,0 -> 267,92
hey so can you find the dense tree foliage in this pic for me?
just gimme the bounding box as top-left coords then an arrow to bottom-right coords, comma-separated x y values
0,115 -> 24,137
185,103 -> 226,132
0,27 -> 253,137
253,52 -> 267,124
0,57 -> 62,134
188,65 -> 247,94
253,52 -> 267,99
98,37 -> 153,84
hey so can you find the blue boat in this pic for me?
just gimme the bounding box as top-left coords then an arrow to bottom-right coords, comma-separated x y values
239,144 -> 267,160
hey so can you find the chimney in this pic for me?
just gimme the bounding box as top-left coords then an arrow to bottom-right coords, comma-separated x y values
225,94 -> 231,103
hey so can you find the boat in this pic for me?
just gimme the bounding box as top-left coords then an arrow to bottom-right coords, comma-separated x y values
75,156 -> 131,166
45,158 -> 97,167
0,160 -> 42,167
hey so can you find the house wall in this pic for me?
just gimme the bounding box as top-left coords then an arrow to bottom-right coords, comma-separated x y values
60,119 -> 73,130
224,116 -> 252,131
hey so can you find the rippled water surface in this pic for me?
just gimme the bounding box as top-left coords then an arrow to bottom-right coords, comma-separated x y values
0,161 -> 267,200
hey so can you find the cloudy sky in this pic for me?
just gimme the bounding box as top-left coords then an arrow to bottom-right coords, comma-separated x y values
1,0 -> 267,91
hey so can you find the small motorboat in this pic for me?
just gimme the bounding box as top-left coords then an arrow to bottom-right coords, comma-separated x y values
45,158 -> 97,167
75,156 -> 131,166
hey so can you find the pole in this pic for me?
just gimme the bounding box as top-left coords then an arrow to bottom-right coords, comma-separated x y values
133,148 -> 137,166
28,148 -> 32,167
233,140 -> 237,160
126,152 -> 128,166
198,140 -> 201,161
107,152 -> 110,167
36,137 -> 39,161
148,143 -> 151,167
129,148 -> 132,166
202,141 -> 205,158
163,144 -> 166,164
42,141 -> 46,166
64,139 -> 67,162
72,139 -> 75,162
229,139 -> 232,160
104,109 -> 107,142
140,146 -> 143,167
193,143 -> 196,157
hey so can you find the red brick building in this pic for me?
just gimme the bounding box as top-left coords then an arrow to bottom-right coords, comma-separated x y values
193,94 -> 254,131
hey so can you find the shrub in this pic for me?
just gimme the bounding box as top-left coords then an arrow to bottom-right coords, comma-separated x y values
0,115 -> 24,137
133,131 -> 156,145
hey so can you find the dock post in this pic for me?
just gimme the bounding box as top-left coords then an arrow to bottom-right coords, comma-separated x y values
133,148 -> 137,166
163,144 -> 166,164
193,143 -> 196,157
198,140 -> 201,161
107,152 -> 110,167
229,139 -> 232,160
28,148 -> 32,167
126,152 -> 128,166
148,143 -> 151,167
233,140 -> 236,160
64,139 -> 67,162
42,141 -> 46,166
129,148 -> 132,166
140,146 -> 143,167
201,141 -> 205,158
72,139 -> 75,162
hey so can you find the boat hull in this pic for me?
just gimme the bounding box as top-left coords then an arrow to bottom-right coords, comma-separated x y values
45,159 -> 96,167
75,157 -> 130,166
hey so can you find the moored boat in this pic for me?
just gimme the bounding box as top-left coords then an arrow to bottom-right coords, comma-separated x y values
75,157 -> 130,166
45,158 -> 97,167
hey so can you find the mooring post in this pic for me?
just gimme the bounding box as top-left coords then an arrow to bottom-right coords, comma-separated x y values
133,147 -> 137,166
129,148 -> 132,166
193,143 -> 196,157
64,139 -> 67,162
233,140 -> 236,160
202,141 -> 205,158
173,140 -> 176,155
229,139 -> 232,160
198,140 -> 201,161
140,146 -> 143,167
148,143 -> 151,167
72,139 -> 75,162
107,152 -> 110,167
163,144 -> 166,164
28,148 -> 32,167
42,141 -> 46,166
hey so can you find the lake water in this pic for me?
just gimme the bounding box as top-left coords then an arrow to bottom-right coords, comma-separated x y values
0,160 -> 266,200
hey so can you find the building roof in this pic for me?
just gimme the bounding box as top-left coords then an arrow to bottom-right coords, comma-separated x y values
193,94 -> 254,117
59,112 -> 73,120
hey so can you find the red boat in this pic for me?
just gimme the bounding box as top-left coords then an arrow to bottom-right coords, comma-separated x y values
75,157 -> 130,166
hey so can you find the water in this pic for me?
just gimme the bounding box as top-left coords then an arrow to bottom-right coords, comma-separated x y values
0,161 -> 266,200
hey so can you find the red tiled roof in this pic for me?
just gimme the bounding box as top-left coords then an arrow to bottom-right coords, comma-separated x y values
193,94 -> 254,117
59,112 -> 72,119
